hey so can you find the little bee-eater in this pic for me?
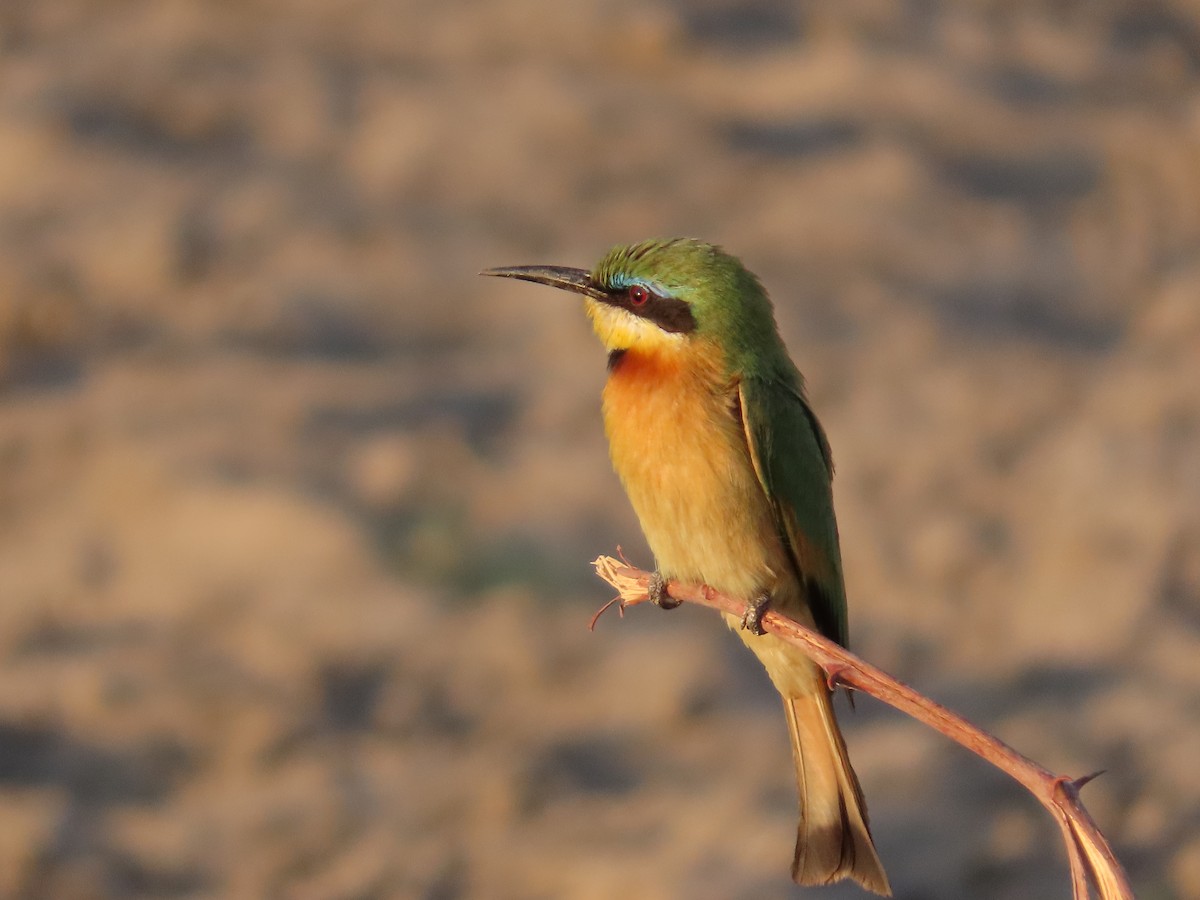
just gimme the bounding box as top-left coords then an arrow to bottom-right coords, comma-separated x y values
482,238 -> 890,895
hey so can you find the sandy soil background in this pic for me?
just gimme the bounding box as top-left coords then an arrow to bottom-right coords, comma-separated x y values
2,2 -> 1199,898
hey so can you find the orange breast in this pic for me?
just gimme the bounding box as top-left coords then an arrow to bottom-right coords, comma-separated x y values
601,341 -> 791,602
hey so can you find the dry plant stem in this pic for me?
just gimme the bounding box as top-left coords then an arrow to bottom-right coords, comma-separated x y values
592,556 -> 1133,900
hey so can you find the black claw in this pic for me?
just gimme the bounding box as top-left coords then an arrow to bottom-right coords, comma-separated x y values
647,571 -> 681,610
740,592 -> 770,635
824,665 -> 848,692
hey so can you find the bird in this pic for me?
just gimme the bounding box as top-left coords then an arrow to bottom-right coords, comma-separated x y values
481,238 -> 890,895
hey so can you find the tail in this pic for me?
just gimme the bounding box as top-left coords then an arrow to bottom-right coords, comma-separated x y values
784,690 -> 891,895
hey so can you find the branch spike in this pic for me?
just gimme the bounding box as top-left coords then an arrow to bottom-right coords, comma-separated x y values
1071,770 -> 1107,792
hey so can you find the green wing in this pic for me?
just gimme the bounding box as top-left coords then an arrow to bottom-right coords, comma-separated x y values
737,375 -> 849,647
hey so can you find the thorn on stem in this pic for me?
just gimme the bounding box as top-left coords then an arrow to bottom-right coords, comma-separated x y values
1051,771 -> 1106,801
1071,770 -> 1107,792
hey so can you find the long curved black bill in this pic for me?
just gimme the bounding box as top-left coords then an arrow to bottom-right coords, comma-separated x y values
479,265 -> 607,300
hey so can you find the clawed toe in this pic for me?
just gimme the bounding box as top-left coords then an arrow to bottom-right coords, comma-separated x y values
647,571 -> 681,610
740,592 -> 770,635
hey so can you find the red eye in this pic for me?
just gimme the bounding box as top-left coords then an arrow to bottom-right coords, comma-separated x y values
628,284 -> 650,306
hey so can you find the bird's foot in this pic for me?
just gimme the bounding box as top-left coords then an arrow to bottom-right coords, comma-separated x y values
647,571 -> 681,610
740,592 -> 770,635
824,664 -> 851,692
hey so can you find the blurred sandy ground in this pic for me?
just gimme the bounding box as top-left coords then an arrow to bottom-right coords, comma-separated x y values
1,2 -> 1199,898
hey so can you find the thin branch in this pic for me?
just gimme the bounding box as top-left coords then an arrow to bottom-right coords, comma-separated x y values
592,555 -> 1133,900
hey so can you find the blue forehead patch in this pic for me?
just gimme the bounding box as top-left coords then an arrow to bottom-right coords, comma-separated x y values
606,272 -> 669,295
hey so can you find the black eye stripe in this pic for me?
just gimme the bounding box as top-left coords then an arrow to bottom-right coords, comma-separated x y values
607,287 -> 697,334
644,295 -> 697,334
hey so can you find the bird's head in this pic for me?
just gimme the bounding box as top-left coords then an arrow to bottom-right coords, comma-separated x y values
482,238 -> 782,367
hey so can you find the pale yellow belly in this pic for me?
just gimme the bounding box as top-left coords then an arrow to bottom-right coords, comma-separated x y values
601,348 -> 820,698
609,355 -> 806,607
607,394 -> 782,600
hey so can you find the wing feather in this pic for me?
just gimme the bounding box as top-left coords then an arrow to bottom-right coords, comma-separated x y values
736,376 -> 848,646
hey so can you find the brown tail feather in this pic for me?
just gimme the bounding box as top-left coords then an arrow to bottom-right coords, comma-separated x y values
784,691 -> 891,896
